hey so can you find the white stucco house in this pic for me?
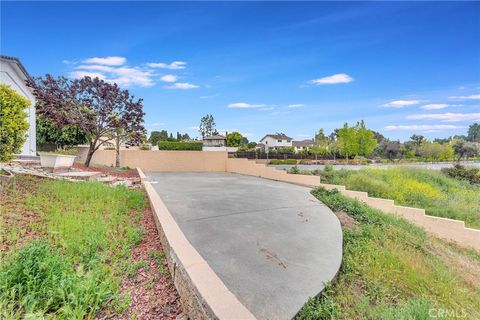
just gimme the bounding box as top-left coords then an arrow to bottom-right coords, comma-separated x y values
259,133 -> 293,149
0,55 -> 36,157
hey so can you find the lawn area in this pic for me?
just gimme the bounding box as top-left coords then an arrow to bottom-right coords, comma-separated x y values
320,166 -> 480,229
296,188 -> 480,319
0,175 -> 180,319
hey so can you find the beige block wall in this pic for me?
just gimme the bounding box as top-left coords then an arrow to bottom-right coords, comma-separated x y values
75,148 -> 227,172
226,158 -> 480,251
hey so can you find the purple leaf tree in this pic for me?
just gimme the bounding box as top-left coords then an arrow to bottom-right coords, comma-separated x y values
27,75 -> 145,166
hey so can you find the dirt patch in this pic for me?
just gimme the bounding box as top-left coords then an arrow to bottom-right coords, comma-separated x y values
72,163 -> 139,178
116,204 -> 183,320
0,175 -> 44,253
335,210 -> 359,231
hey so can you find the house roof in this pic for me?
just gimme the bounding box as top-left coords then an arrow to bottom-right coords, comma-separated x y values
203,134 -> 226,140
260,133 -> 293,141
293,139 -> 314,147
0,55 -> 32,80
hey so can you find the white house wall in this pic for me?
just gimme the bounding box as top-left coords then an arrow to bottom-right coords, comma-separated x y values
0,61 -> 36,156
260,136 -> 292,148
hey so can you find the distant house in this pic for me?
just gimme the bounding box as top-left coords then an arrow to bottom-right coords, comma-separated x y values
259,133 -> 292,149
293,139 -> 314,153
202,134 -> 239,152
0,55 -> 36,157
203,134 -> 227,147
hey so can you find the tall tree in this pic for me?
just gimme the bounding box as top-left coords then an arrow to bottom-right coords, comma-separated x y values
226,131 -> 243,147
410,134 -> 426,147
467,123 -> 480,142
312,129 -> 329,160
355,120 -> 378,156
28,75 -> 145,166
337,123 -> 358,160
148,130 -> 167,145
36,115 -> 88,149
453,139 -> 479,161
199,114 -> 216,138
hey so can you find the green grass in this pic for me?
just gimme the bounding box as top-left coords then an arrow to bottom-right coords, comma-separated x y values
322,167 -> 480,228
0,175 -> 146,319
296,188 -> 480,319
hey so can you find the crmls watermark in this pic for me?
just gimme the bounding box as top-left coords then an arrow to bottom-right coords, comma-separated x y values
429,308 -> 467,318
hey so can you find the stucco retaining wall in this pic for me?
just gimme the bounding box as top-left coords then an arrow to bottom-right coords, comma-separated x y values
226,158 -> 480,251
75,148 -> 227,172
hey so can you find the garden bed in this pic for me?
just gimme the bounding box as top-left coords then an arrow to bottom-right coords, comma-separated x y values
0,175 -> 181,319
72,162 -> 139,178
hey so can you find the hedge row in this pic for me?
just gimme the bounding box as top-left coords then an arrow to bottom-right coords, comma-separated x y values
269,159 -> 297,165
157,141 -> 203,151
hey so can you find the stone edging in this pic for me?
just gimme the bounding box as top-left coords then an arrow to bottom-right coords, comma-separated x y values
137,168 -> 256,320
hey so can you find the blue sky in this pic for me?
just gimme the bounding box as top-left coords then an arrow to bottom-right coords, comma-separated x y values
2,1 -> 479,141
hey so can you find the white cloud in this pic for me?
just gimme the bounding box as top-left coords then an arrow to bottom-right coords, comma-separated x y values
147,61 -> 187,70
68,56 -> 197,88
381,100 -> 421,108
406,112 -> 480,122
448,94 -> 480,100
107,67 -> 154,87
69,71 -> 106,80
160,74 -> 178,83
72,62 -> 154,87
384,125 -> 465,131
165,82 -> 199,90
287,104 -> 304,108
84,56 -> 126,66
310,73 -> 354,85
420,104 -> 449,110
227,102 -> 266,109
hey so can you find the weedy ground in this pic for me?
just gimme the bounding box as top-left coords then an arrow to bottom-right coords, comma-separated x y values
295,188 -> 480,320
0,175 -> 181,319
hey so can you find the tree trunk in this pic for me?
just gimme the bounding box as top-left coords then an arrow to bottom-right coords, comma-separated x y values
115,136 -> 121,167
85,145 -> 95,167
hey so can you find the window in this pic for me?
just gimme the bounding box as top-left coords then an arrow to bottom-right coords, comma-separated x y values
278,140 -> 282,143
287,140 -> 291,142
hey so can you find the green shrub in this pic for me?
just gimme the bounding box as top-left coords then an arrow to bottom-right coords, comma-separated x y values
139,145 -> 151,150
289,165 -> 300,174
157,141 -> 203,150
269,159 -> 297,165
0,241 -> 112,319
441,164 -> 480,185
345,173 -> 391,198
0,85 -> 30,162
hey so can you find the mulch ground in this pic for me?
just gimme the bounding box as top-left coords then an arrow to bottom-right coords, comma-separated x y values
72,163 -> 139,178
116,204 -> 183,320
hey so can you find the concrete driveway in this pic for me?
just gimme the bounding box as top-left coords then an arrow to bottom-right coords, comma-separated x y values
146,172 -> 342,320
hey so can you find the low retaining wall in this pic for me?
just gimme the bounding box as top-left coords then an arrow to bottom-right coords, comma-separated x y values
139,168 -> 255,320
75,148 -> 227,172
226,158 -> 480,251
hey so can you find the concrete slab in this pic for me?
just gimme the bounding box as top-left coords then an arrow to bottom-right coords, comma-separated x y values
146,172 -> 342,320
